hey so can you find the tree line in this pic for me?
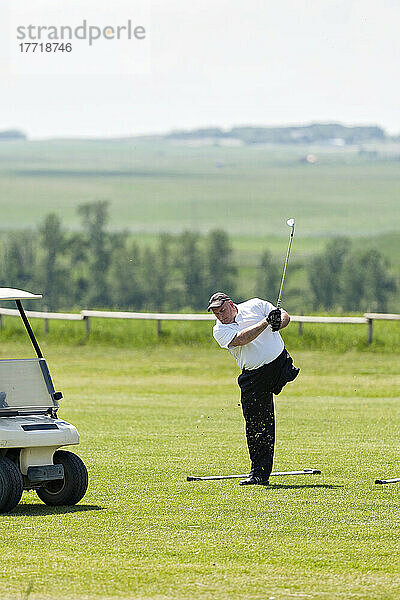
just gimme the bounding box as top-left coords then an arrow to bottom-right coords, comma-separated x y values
0,201 -> 396,313
167,123 -> 386,145
307,238 -> 396,312
0,201 -> 237,311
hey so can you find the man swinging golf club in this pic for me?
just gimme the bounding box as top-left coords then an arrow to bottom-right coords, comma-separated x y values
208,219 -> 299,486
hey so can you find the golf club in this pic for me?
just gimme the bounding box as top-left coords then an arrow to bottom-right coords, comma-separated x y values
375,477 -> 400,485
276,218 -> 295,309
187,468 -> 321,482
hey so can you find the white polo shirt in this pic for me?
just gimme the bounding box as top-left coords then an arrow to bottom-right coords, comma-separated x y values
213,298 -> 284,370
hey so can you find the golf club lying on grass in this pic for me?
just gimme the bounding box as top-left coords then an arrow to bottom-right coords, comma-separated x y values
187,469 -> 321,482
375,477 -> 400,485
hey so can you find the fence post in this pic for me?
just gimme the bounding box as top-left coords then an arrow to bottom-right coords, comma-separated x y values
157,319 -> 162,337
367,318 -> 373,344
85,316 -> 90,335
44,305 -> 49,335
298,314 -> 303,336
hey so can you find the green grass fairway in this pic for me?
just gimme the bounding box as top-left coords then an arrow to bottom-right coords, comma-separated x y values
0,341 -> 399,599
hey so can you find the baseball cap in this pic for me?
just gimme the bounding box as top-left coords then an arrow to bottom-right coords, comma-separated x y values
207,292 -> 231,311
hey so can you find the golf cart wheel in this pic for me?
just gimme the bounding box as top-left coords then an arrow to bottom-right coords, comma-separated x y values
36,450 -> 88,506
0,457 -> 24,513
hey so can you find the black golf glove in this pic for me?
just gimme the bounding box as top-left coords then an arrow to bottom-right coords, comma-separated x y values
267,308 -> 282,331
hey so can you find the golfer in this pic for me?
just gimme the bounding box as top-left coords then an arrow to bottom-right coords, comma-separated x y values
208,292 -> 299,486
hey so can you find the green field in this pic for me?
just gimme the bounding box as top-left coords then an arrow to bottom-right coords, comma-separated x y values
1,315 -> 399,354
0,138 -> 400,239
1,137 -> 399,311
0,138 -> 399,599
0,333 -> 399,599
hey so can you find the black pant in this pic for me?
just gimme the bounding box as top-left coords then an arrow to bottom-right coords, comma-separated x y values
237,349 -> 299,478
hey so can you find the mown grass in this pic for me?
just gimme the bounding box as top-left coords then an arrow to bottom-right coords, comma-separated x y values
0,341 -> 398,600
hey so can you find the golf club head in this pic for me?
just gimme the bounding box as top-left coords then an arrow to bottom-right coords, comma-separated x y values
286,218 -> 295,228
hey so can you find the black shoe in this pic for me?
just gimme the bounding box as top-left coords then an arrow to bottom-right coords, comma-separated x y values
239,475 -> 269,486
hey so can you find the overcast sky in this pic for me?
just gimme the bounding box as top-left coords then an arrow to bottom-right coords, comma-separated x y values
1,0 -> 399,139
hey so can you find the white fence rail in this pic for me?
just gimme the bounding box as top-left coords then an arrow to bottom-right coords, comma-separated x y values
0,307 -> 398,344
0,308 -> 83,320
80,310 -> 214,320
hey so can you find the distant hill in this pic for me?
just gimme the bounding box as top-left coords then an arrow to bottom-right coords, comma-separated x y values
0,130 -> 27,141
166,123 -> 386,145
0,124 -> 391,145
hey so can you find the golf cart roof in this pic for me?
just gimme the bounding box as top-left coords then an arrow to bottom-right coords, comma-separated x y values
0,288 -> 42,301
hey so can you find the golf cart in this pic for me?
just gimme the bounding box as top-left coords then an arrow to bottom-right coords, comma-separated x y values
0,288 -> 88,512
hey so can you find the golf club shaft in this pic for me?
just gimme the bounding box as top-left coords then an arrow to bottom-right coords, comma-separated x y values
375,477 -> 400,484
187,469 -> 321,481
277,225 -> 295,309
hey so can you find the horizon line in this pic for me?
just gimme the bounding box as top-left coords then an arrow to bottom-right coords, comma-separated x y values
2,120 -> 399,142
